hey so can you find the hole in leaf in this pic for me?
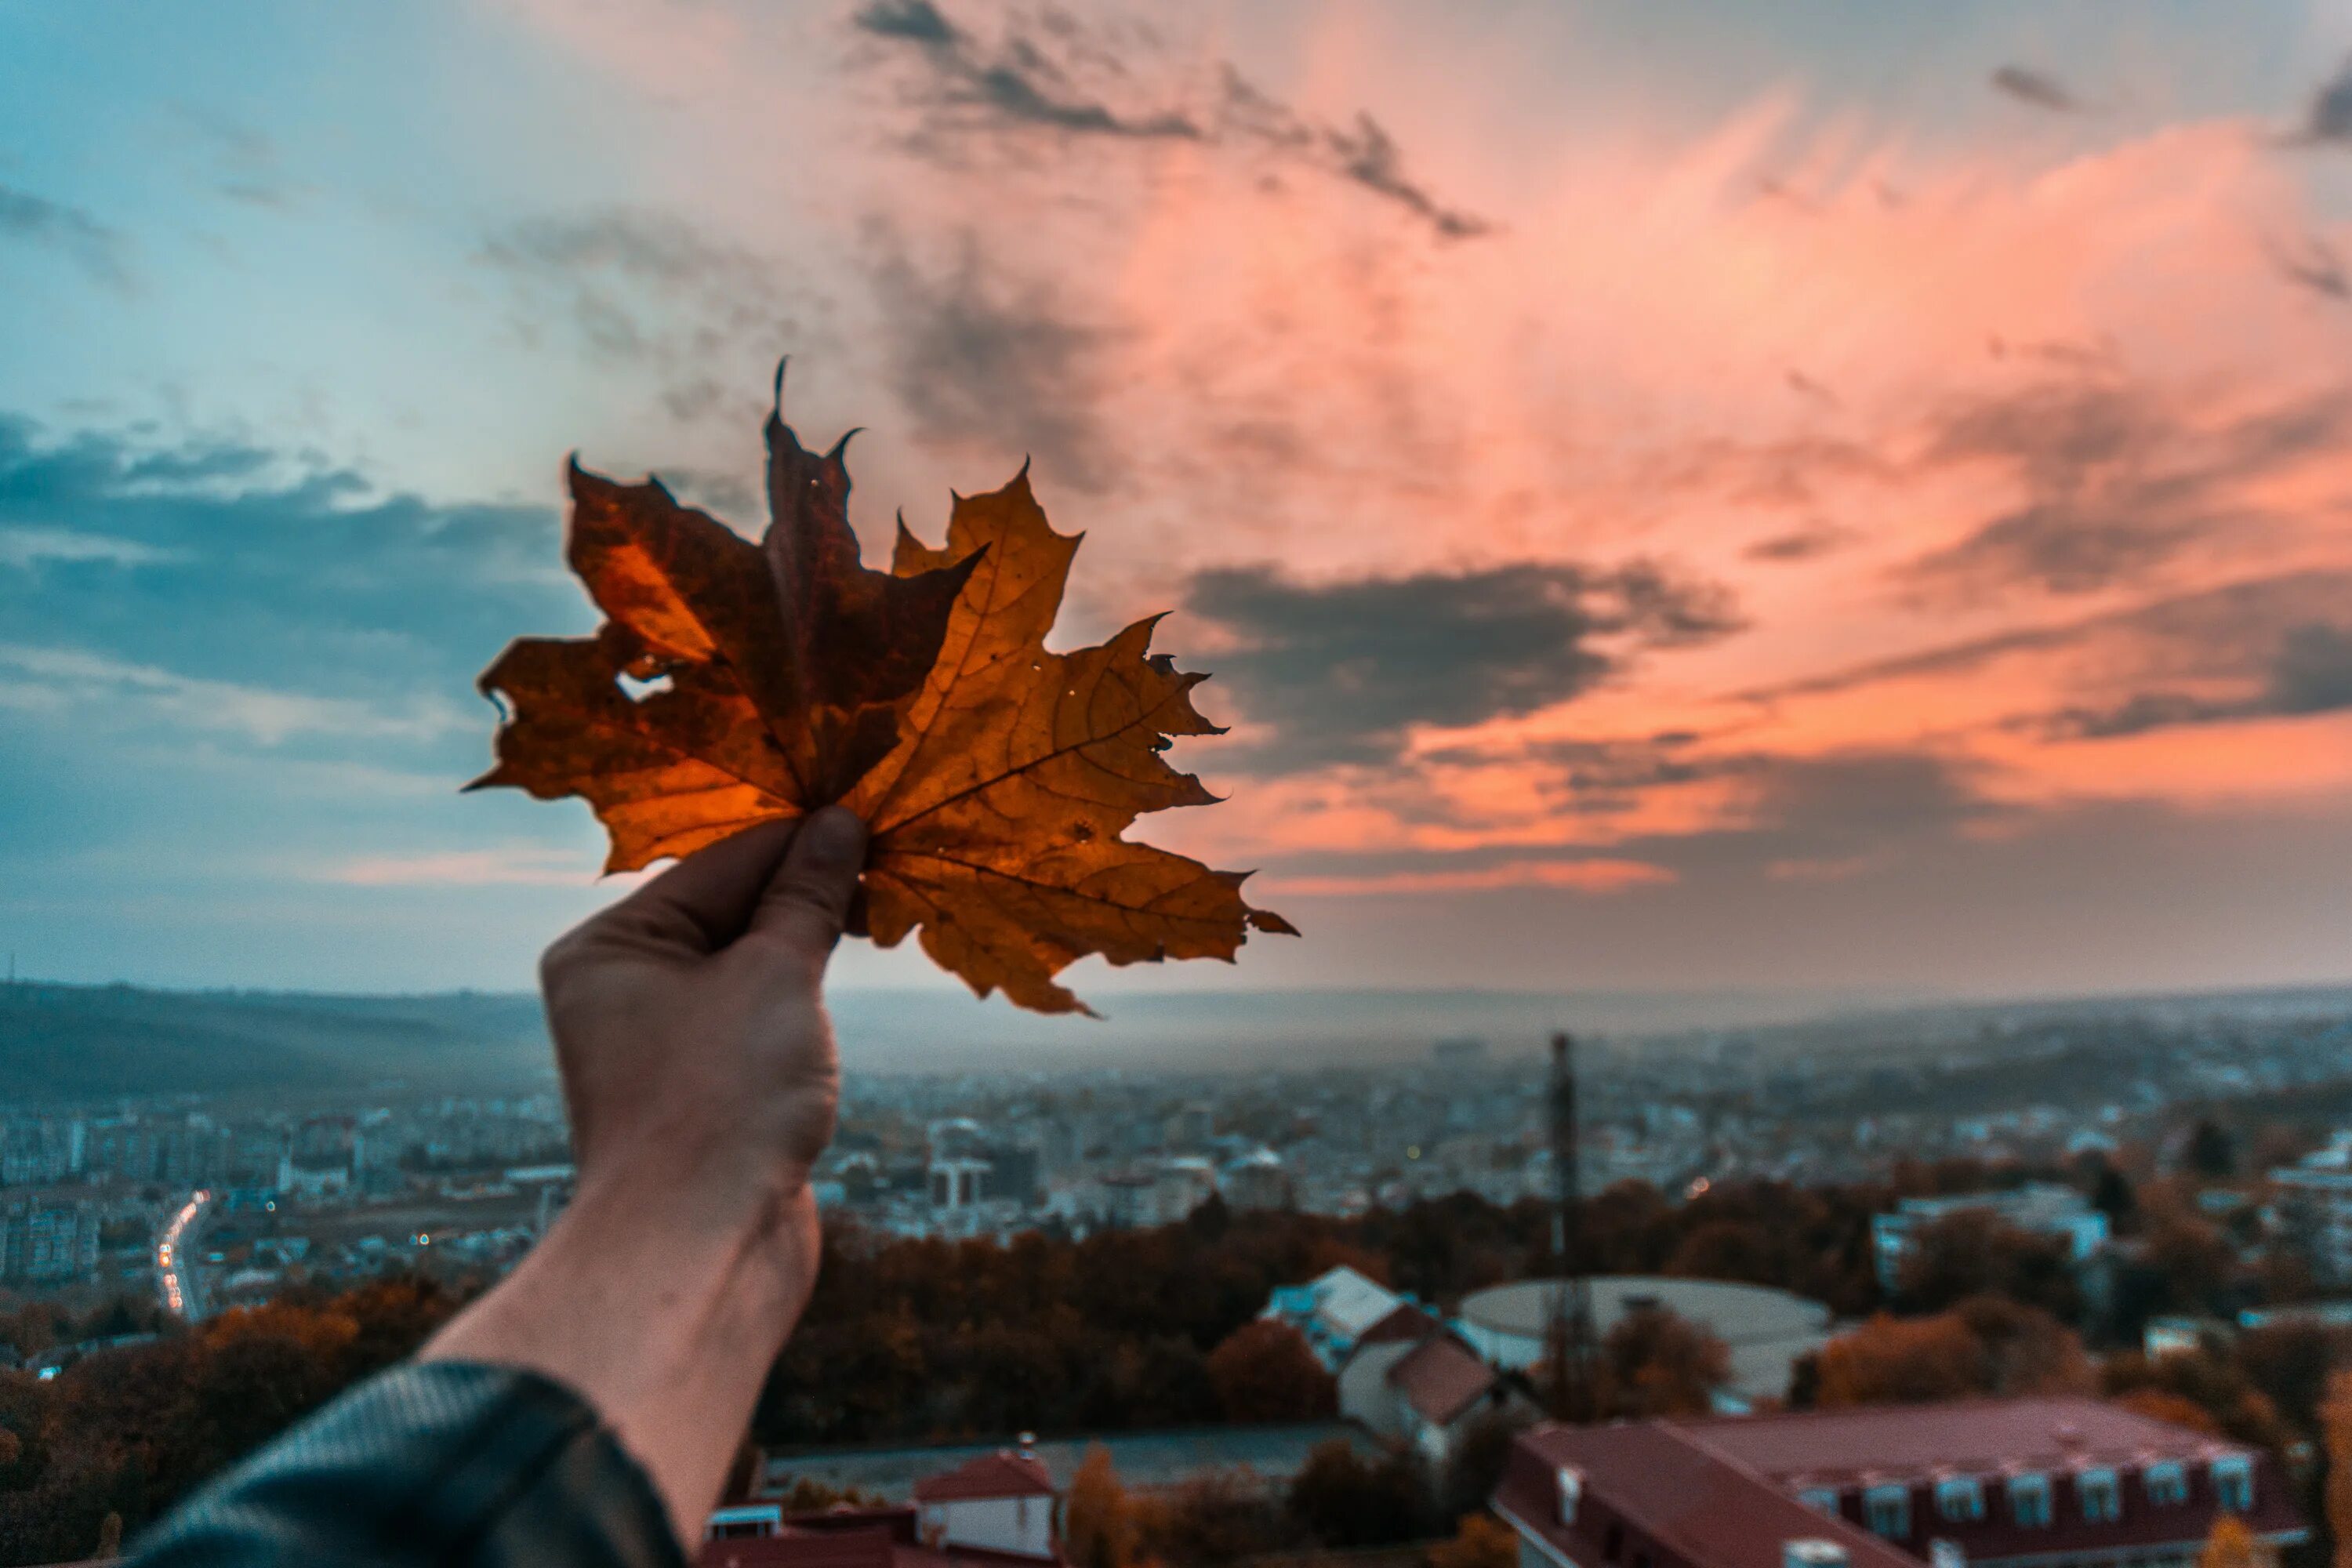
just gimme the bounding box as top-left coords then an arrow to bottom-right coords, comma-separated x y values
617,671 -> 674,702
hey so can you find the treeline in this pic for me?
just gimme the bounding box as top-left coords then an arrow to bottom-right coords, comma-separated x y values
0,1276 -> 462,1566
0,1154 -> 2307,1564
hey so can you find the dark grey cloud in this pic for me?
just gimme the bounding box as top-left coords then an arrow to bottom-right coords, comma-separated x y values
2045,619 -> 2352,738
1751,568 -> 2352,706
1990,66 -> 2080,113
0,413 -> 569,765
1183,559 -> 1739,772
854,0 -> 957,44
0,185 -> 132,291
2299,56 -> 2352,145
1319,114 -> 1489,241
1743,522 -> 1851,564
854,1 -> 1201,139
2268,233 -> 2349,302
866,231 -> 1117,492
852,8 -> 1488,240
1904,377 -> 2352,595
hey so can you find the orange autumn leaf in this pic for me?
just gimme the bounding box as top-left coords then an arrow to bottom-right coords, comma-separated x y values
473,373 -> 1293,1014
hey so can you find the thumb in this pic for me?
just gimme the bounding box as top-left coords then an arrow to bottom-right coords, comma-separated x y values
743,806 -> 869,966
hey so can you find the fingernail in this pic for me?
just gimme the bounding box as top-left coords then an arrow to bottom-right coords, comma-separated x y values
804,805 -> 869,869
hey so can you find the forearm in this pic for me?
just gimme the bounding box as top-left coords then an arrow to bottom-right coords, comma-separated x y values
422,1165 -> 820,1550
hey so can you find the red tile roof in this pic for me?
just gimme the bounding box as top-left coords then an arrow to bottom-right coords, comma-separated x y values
1386,1335 -> 1498,1427
1497,1421 -> 1913,1568
1668,1395 -> 2249,1486
1356,1303 -> 1440,1345
702,1523 -> 899,1568
1498,1399 -> 2308,1568
912,1450 -> 1055,1502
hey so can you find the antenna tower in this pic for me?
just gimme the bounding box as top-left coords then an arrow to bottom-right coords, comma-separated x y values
1548,1030 -> 1597,1420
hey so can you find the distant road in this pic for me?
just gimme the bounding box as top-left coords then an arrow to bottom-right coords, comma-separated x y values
156,1189 -> 212,1322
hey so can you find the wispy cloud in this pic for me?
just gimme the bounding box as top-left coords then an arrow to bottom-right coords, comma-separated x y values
325,845 -> 597,887
0,528 -> 184,569
0,185 -> 132,291
1990,66 -> 2081,114
1269,858 -> 1673,897
0,643 -> 471,746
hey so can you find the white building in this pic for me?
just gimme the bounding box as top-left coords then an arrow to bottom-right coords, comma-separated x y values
2271,1163 -> 2352,1284
913,1450 -> 1058,1560
1261,1264 -> 1421,1371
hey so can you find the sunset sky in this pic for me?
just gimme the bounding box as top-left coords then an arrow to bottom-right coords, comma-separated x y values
3,1 -> 2350,1010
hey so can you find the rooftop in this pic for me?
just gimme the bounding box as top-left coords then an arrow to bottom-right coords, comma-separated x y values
1497,1421 -> 1911,1568
1669,1395 -> 2249,1486
913,1451 -> 1054,1503
1386,1335 -> 1498,1426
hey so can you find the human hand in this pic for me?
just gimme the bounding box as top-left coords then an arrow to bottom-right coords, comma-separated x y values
425,808 -> 868,1543
538,806 -> 868,1245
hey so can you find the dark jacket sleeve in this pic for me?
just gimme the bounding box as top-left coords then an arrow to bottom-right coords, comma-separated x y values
124,1360 -> 688,1568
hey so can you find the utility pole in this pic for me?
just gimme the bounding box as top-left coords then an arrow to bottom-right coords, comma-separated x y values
1548,1030 -> 1596,1421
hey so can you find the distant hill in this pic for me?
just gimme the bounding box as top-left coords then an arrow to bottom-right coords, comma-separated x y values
3,975 -> 2344,1102
0,982 -> 551,1102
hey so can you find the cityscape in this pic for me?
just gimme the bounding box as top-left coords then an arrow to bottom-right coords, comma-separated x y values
6,978 -> 2352,1565
5,984 -> 2352,1330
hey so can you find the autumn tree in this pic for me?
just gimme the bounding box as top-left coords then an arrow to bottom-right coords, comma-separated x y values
2100,1348 -> 2289,1454
1284,1440 -> 1432,1548
1813,1298 -> 2088,1407
2197,1514 -> 2272,1568
1894,1211 -> 2084,1323
1596,1304 -> 1732,1417
1065,1445 -> 1139,1568
1205,1319 -> 1334,1423
1427,1513 -> 1519,1568
2323,1369 -> 2352,1568
1439,1408 -> 1537,1524
1142,1469 -> 1293,1566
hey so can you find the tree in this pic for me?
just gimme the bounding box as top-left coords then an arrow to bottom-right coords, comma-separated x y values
1817,1313 -> 1987,1406
2236,1321 -> 2352,1437
1597,1305 -> 1731,1417
1813,1300 -> 2089,1407
1066,1445 -> 1139,1568
2187,1120 -> 2238,1180
2196,1514 -> 2271,1568
1427,1513 -> 1518,1568
2089,1163 -> 2137,1230
1285,1440 -> 1432,1548
1205,1320 -> 1334,1423
2322,1370 -> 2352,1568
2100,1349 -> 2289,1455
1895,1211 -> 2084,1323
1440,1408 -> 1536,1524
1145,1470 -> 1292,1566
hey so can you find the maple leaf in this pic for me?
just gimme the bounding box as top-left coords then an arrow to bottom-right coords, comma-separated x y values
472,370 -> 978,867
844,470 -> 1297,1014
474,374 -> 1293,1014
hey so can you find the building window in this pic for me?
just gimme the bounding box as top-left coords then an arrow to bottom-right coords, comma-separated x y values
2078,1468 -> 2121,1523
2143,1461 -> 2187,1506
1934,1476 -> 1984,1522
1799,1488 -> 1841,1515
1865,1485 -> 1911,1538
2212,1456 -> 2254,1512
2010,1472 -> 2052,1527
